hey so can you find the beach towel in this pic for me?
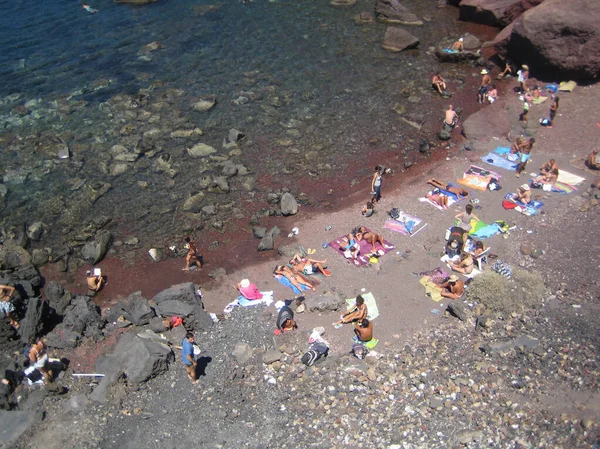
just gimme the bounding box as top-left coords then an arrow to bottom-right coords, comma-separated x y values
443,48 -> 458,53
275,274 -> 311,295
237,292 -> 274,307
345,292 -> 379,321
493,146 -> 511,156
481,152 -> 518,171
329,228 -> 394,267
466,165 -> 501,179
552,181 -> 577,194
419,276 -> 444,302
546,84 -> 559,93
463,267 -> 482,279
458,174 -> 490,191
556,170 -> 585,186
533,96 -> 548,104
352,335 -> 380,348
503,193 -> 543,216
469,221 -> 502,239
419,267 -> 449,284
558,81 -> 576,92
384,212 -> 425,236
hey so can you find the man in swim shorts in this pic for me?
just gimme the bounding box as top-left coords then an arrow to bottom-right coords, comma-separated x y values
289,254 -> 331,277
477,69 -> 491,104
443,105 -> 458,130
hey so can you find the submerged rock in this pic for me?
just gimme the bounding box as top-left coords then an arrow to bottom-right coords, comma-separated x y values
376,0 -> 423,25
382,27 -> 420,52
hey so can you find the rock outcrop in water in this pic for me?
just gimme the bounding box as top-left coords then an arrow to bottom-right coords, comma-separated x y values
375,0 -> 423,26
382,27 -> 420,52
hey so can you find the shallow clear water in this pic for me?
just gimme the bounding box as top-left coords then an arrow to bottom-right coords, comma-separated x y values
0,0 -> 470,250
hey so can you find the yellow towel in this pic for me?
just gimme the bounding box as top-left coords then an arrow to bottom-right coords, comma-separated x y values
420,276 -> 444,302
558,81 -> 577,92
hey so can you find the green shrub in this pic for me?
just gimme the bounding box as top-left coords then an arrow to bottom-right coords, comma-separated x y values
466,269 -> 547,317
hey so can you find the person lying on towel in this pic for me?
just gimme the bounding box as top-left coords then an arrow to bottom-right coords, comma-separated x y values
340,233 -> 360,260
427,178 -> 469,199
427,189 -> 449,210
274,265 -> 316,292
289,254 -> 331,277
353,319 -> 373,343
436,275 -> 465,299
354,226 -> 393,252
335,295 -> 367,325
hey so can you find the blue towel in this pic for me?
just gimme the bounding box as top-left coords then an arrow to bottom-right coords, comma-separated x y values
276,275 -> 310,295
481,152 -> 518,171
443,48 -> 458,54
471,223 -> 502,239
493,146 -> 511,155
238,296 -> 261,307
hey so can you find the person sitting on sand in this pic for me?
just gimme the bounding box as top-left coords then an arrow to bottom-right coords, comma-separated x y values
587,150 -> 600,170
426,179 -> 470,199
446,226 -> 468,254
290,254 -> 331,277
183,236 -> 203,271
449,252 -> 475,275
274,265 -> 316,292
426,189 -> 449,210
275,305 -> 297,335
436,274 -> 465,299
0,284 -> 19,330
235,278 -> 263,300
450,37 -> 464,51
336,295 -> 367,325
432,73 -> 447,96
455,203 -> 479,231
539,159 -> 559,177
353,318 -> 373,343
510,136 -> 526,155
341,233 -> 360,260
443,104 -> 458,130
86,270 -> 105,294
362,199 -> 375,217
497,58 -> 513,78
515,184 -> 532,204
534,168 -> 559,185
355,226 -> 393,252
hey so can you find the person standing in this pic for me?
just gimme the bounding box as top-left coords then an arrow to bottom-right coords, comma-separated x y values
519,99 -> 530,124
183,237 -> 203,271
181,333 -> 199,384
517,65 -> 529,92
28,337 -> 52,383
516,137 -> 535,177
371,166 -> 383,203
477,69 -> 491,104
0,284 -> 18,330
548,96 -> 559,127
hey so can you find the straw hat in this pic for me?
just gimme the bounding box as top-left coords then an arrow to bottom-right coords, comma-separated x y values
522,64 -> 529,70
481,69 -> 488,75
459,37 -> 464,42
449,275 -> 459,282
240,279 -> 250,288
521,184 -> 530,191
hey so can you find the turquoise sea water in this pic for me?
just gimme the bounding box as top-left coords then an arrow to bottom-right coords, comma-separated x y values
0,0 -> 468,249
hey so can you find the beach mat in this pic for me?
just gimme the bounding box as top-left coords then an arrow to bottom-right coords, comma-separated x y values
384,212 -> 424,236
458,174 -> 490,191
466,165 -> 501,179
275,274 -> 311,295
329,229 -> 394,267
552,181 -> 577,194
493,146 -> 512,156
559,81 -> 577,92
481,152 -> 518,171
469,221 -> 502,239
345,292 -> 379,321
238,293 -> 274,307
419,276 -> 444,302
533,96 -> 548,104
557,170 -> 585,186
503,193 -> 543,215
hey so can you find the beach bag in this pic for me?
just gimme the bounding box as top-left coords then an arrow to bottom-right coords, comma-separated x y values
539,118 -> 551,126
352,343 -> 369,359
388,208 -> 400,220
301,342 -> 329,366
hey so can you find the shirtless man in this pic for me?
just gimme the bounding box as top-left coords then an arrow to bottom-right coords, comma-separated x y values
432,73 -> 447,96
451,37 -> 464,51
86,270 -> 105,293
587,150 -> 600,170
0,285 -> 18,330
515,138 -> 535,177
290,254 -> 331,277
29,337 -> 52,383
426,179 -> 469,199
437,275 -> 465,299
477,69 -> 491,104
183,236 -> 203,271
354,319 -> 373,343
336,295 -> 367,325
444,105 -> 458,130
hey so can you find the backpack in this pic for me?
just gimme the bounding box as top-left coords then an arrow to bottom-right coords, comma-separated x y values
388,208 -> 400,220
301,342 -> 329,366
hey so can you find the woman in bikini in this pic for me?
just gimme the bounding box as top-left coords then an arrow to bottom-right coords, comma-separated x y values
274,265 -> 316,292
354,226 -> 393,252
426,179 -> 469,199
426,190 -> 449,210
449,252 -> 475,274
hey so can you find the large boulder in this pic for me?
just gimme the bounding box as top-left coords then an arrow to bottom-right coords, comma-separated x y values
305,292 -> 346,312
507,0 -> 600,79
0,410 -> 42,447
94,333 -> 173,387
18,296 -> 49,343
152,283 -> 212,331
382,27 -> 420,52
61,295 -> 105,340
492,22 -> 515,55
45,327 -> 81,349
154,300 -> 194,317
462,100 -> 511,141
0,243 -> 31,270
45,281 -> 72,316
280,193 -> 298,216
81,231 -> 112,264
434,47 -> 481,63
258,226 -> 280,252
152,282 -> 197,304
459,0 -> 544,27
375,0 -> 423,25
112,291 -> 155,325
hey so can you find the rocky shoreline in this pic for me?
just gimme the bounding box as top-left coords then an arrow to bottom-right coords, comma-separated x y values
1,0 -> 600,447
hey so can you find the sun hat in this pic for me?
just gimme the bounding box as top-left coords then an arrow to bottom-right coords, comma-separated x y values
86,271 -> 92,276
459,37 -> 464,42
240,279 -> 250,288
522,64 -> 529,70
449,275 -> 459,282
481,69 -> 488,75
521,184 -> 530,191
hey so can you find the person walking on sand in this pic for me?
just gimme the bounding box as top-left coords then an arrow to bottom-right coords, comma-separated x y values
516,137 -> 534,177
183,236 -> 203,271
181,333 -> 199,384
548,96 -> 559,128
443,104 -> 458,131
371,166 -> 384,203
0,284 -> 18,330
477,69 -> 491,104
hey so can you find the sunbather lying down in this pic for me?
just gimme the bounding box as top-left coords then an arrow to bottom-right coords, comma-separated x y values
290,254 -> 331,276
340,233 -> 360,259
354,226 -> 393,252
274,265 -> 316,291
426,190 -> 449,210
427,178 -> 470,199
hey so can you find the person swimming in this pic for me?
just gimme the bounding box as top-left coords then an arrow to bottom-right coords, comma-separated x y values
83,3 -> 98,13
